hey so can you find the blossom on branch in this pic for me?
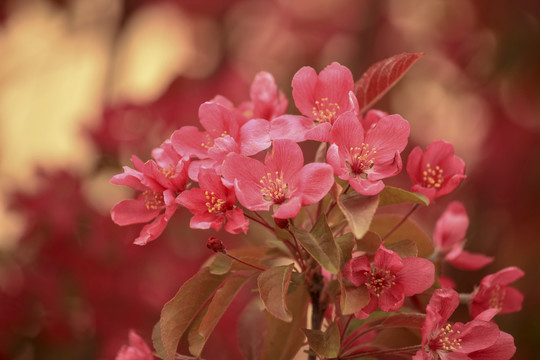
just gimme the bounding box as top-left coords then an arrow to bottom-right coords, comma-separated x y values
222,139 -> 334,219
115,330 -> 154,360
327,111 -> 410,195
413,288 -> 514,360
469,266 -> 525,318
433,201 -> 493,270
176,168 -> 249,234
342,245 -> 434,318
110,155 -> 181,245
292,62 -> 358,141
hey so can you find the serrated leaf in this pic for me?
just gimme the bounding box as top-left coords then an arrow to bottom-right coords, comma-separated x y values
302,321 -> 341,358
370,214 -> 434,258
258,264 -> 295,322
188,273 -> 253,357
339,273 -> 370,315
379,186 -> 429,207
354,52 -> 424,113
336,232 -> 355,266
263,285 -> 309,360
385,239 -> 418,258
160,268 -> 228,360
292,215 -> 340,274
338,193 -> 380,239
356,230 -> 382,253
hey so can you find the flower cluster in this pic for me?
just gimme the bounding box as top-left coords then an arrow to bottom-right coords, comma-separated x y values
110,55 -> 523,360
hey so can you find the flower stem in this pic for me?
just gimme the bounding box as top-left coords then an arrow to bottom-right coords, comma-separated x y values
244,212 -> 275,232
381,203 -> 419,241
225,253 -> 267,272
340,344 -> 422,359
287,227 -> 307,271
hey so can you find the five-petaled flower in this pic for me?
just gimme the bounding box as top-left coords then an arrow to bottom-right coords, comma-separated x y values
292,62 -> 358,141
413,288 -> 514,360
110,155 -> 180,245
342,245 -> 434,318
327,111 -> 410,195
433,201 -> 493,270
222,139 -> 334,219
407,140 -> 466,202
176,168 -> 249,234
469,266 -> 525,319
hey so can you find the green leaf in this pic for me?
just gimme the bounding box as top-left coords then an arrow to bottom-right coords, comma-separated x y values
370,214 -> 434,258
292,215 -> 341,274
338,193 -> 380,239
262,285 -> 309,360
336,232 -> 355,266
302,321 -> 341,358
160,268 -> 228,360
356,230 -> 382,253
258,264 -> 295,322
188,273 -> 253,356
379,186 -> 429,207
385,239 -> 418,258
339,273 -> 370,315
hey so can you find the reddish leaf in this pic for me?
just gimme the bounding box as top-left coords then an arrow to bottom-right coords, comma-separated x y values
302,321 -> 341,358
382,313 -> 426,328
188,273 -> 254,357
258,264 -> 295,322
159,268 -> 228,360
354,53 -> 424,113
262,285 -> 309,360
339,273 -> 370,315
338,193 -> 380,239
385,239 -> 418,258
238,299 -> 266,360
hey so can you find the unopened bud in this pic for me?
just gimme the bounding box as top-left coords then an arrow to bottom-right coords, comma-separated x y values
206,236 -> 226,253
274,218 -> 289,229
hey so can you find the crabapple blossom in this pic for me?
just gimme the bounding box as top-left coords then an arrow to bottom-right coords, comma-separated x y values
176,168 -> 249,234
413,288 -> 513,360
342,245 -> 434,318
433,201 -> 493,270
469,266 -> 524,318
110,155 -> 181,245
292,62 -> 358,141
326,111 -> 410,195
222,139 -> 334,219
407,140 -> 466,202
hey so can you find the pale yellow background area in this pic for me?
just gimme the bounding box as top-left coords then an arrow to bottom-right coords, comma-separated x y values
0,0 -> 214,248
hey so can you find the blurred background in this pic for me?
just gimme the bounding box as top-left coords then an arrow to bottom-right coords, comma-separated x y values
0,0 -> 538,359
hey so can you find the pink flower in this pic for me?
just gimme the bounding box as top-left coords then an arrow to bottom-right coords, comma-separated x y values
149,140 -> 190,193
407,140 -> 466,202
413,289 -> 504,360
222,139 -> 334,219
110,156 -> 178,245
238,71 -> 289,120
433,201 -> 493,270
115,330 -> 154,360
342,245 -> 434,317
469,266 -> 525,318
171,101 -> 271,180
326,111 -> 410,195
292,62 -> 358,141
176,168 -> 249,234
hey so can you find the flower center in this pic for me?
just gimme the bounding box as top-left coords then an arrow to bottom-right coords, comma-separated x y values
347,143 -> 377,176
434,323 -> 463,352
259,171 -> 288,204
312,97 -> 340,124
161,163 -> 175,179
143,190 -> 165,210
205,191 -> 227,214
200,130 -> 229,149
422,163 -> 444,188
488,284 -> 506,310
364,268 -> 396,297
